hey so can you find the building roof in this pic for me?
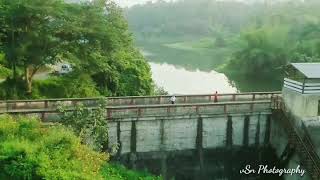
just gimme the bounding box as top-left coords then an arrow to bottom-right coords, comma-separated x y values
291,63 -> 320,79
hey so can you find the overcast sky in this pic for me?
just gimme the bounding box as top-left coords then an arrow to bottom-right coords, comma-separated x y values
113,0 -> 298,8
113,0 -> 175,7
112,0 -> 263,8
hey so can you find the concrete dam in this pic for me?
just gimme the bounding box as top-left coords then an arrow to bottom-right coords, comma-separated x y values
0,92 -> 276,154
1,84 -> 320,179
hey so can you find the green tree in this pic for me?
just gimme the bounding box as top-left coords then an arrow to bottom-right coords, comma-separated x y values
66,1 -> 154,96
0,0 -> 68,94
0,0 -> 154,98
226,27 -> 290,77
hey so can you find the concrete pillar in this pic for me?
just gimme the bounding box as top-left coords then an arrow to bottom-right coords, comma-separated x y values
159,119 -> 168,179
130,121 -> 137,153
196,116 -> 205,178
160,119 -> 165,150
255,114 -> 261,146
226,116 -> 233,148
160,152 -> 168,180
264,114 -> 271,145
130,121 -> 137,169
116,121 -> 122,157
243,115 -> 250,147
129,153 -> 138,170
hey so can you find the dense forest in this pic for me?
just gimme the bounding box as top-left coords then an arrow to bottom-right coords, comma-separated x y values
0,0 -> 155,99
126,0 -> 320,80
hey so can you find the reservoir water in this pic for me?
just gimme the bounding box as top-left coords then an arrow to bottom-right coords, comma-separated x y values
149,62 -> 237,94
140,44 -> 281,94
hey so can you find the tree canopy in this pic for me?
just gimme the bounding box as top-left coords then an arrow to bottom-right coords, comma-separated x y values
0,0 -> 154,99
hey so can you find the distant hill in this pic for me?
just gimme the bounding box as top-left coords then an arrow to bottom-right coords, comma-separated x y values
125,0 -> 265,42
125,0 -> 309,42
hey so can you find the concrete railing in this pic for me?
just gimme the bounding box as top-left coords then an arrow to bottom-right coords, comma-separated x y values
107,92 -> 279,106
106,100 -> 271,119
1,100 -> 272,122
0,91 -> 280,112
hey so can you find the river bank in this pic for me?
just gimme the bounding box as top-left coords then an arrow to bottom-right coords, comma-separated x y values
138,40 -> 282,94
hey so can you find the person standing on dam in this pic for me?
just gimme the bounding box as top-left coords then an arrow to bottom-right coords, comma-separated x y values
214,91 -> 218,102
170,95 -> 176,104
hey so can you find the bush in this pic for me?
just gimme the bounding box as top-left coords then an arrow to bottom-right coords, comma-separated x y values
0,115 -> 108,179
0,115 -> 161,180
33,77 -> 64,98
0,54 -> 11,79
34,74 -> 101,98
0,74 -> 102,100
101,164 -> 162,180
0,78 -> 28,100
153,85 -> 168,95
57,101 -> 109,152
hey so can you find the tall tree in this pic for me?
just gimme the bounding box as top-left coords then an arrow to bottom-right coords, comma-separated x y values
0,0 -> 154,97
0,0 -> 67,93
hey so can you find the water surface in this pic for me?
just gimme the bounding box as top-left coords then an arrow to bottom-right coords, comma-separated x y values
140,42 -> 282,93
150,62 -> 237,94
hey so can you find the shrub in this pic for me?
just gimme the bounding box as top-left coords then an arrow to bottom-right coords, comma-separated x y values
153,85 -> 168,95
0,78 -> 28,100
0,115 -> 161,180
0,115 -> 108,180
57,101 -> 109,152
101,164 -> 162,180
33,77 -> 64,98
34,74 -> 101,98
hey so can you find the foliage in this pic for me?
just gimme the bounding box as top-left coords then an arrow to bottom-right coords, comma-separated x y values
126,0 -> 262,40
54,74 -> 101,98
0,78 -> 28,100
0,0 -> 69,93
0,115 -> 161,179
0,53 -> 11,78
224,1 -> 320,78
0,65 -> 10,78
225,26 -> 290,77
101,163 -> 161,180
0,0 -> 154,99
33,75 -> 101,99
0,74 -> 101,99
153,85 -> 168,95
57,101 -> 108,152
0,115 -> 108,179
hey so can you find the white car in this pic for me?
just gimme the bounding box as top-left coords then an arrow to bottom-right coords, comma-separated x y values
59,64 -> 72,75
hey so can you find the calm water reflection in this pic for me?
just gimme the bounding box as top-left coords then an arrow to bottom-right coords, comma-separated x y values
140,42 -> 282,94
150,62 -> 237,94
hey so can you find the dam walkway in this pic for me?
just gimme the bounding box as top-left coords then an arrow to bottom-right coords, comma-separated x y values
2,91 -> 320,179
0,92 -> 279,120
